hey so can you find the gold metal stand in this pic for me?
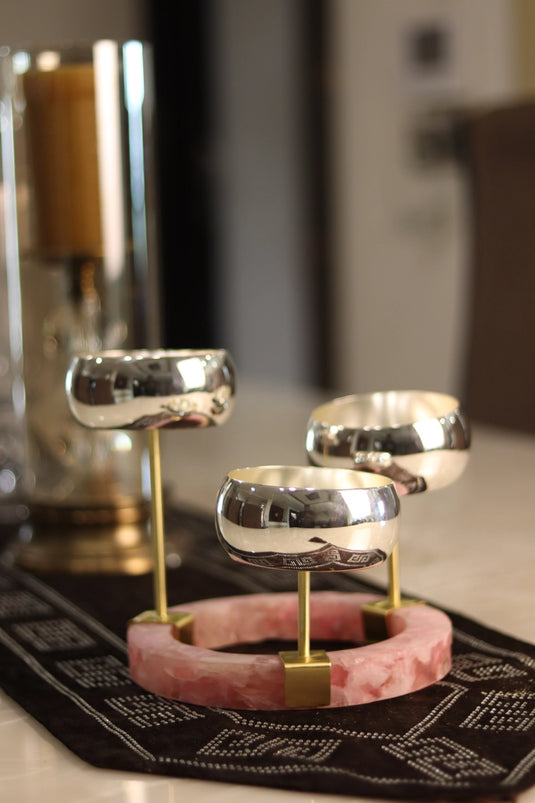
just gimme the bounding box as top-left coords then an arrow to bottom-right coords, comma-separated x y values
388,543 -> 401,608
128,429 -> 193,643
279,571 -> 331,707
361,544 -> 424,640
149,429 -> 167,620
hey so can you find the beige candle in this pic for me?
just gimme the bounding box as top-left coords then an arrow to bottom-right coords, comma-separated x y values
23,63 -> 102,259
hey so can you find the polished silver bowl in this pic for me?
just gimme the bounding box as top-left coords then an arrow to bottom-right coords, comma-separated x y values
216,465 -> 400,572
306,390 -> 470,494
66,349 -> 236,430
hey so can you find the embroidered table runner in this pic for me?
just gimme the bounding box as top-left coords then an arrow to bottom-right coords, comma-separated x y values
0,508 -> 533,801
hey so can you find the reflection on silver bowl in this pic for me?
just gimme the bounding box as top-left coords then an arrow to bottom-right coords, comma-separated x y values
216,465 -> 400,572
306,390 -> 470,495
66,349 -> 236,430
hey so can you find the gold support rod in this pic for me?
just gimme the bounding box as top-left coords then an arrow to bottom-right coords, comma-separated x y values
148,428 -> 168,621
388,543 -> 401,609
280,570 -> 330,707
297,570 -> 311,659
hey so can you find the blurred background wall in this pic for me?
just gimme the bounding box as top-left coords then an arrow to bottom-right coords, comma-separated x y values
327,0 -> 515,396
1,0 -> 534,399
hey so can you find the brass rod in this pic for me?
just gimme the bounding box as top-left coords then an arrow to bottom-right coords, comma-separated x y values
297,570 -> 311,660
148,428 -> 168,621
388,543 -> 401,609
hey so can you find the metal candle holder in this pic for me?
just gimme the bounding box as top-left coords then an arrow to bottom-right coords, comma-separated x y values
66,348 -> 236,627
67,372 -> 460,710
306,390 -> 471,638
126,461 -> 451,710
215,465 -> 400,706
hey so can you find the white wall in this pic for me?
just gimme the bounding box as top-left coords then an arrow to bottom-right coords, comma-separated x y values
328,0 -> 516,396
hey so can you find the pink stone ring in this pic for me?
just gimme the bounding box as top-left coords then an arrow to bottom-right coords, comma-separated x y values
215,465 -> 400,572
127,591 -> 452,709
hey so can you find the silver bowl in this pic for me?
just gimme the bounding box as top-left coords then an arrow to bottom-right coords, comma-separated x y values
306,390 -> 470,495
216,465 -> 400,572
66,349 -> 236,430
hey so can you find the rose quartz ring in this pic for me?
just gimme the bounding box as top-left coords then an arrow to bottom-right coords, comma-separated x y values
128,591 -> 452,709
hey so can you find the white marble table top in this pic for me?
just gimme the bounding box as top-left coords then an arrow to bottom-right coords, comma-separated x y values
2,378 -> 534,803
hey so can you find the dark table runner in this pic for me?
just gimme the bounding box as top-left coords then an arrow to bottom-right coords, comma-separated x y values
0,508 -> 534,801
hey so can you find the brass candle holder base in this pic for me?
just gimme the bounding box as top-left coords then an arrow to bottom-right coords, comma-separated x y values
12,518 -> 154,575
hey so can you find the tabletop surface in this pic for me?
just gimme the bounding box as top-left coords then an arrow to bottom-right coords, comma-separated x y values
1,378 -> 534,803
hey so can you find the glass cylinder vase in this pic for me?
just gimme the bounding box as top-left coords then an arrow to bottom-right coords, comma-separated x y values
0,40 -> 160,556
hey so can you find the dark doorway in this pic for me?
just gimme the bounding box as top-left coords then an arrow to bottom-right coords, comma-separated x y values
149,0 -> 331,387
